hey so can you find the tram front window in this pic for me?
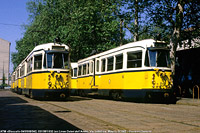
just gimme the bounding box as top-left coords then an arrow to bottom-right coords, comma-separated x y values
148,49 -> 170,68
46,53 -> 69,69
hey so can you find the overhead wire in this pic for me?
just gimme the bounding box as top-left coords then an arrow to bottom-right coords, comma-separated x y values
0,22 -> 22,27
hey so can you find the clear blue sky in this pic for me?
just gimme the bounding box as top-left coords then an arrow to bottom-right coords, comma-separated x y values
0,0 -> 29,72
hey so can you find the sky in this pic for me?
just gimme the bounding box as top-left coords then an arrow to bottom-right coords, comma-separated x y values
0,0 -> 29,73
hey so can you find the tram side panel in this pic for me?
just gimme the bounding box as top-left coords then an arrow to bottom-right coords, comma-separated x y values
123,70 -> 173,100
97,73 -> 124,96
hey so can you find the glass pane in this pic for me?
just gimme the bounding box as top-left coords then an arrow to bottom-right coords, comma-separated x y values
83,64 -> 86,75
107,57 -> 114,71
46,53 -> 66,69
74,68 -> 77,77
149,50 -> 156,67
78,66 -> 82,76
90,62 -> 93,73
148,50 -> 170,67
34,55 -> 42,70
127,52 -> 142,68
27,58 -> 32,73
86,63 -> 89,74
116,54 -> 123,70
47,53 -> 53,68
157,51 -> 170,67
101,59 -> 106,72
53,53 -> 63,68
96,60 -> 99,72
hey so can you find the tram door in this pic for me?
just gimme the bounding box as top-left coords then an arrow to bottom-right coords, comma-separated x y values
89,59 -> 99,90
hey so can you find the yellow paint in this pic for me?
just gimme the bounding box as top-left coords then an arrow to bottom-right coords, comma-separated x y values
74,70 -> 172,90
25,71 -> 70,90
71,78 -> 77,89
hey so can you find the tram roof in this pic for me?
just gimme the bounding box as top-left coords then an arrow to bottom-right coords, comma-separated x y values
14,43 -> 69,72
33,43 -> 69,51
71,62 -> 78,68
78,39 -> 158,63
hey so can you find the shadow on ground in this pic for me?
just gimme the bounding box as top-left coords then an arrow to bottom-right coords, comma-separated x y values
0,96 -> 81,130
39,96 -> 93,102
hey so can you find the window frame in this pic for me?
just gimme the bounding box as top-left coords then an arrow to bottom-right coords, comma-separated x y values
101,58 -> 106,72
115,54 -> 123,70
127,51 -> 142,69
107,56 -> 114,71
27,57 -> 33,74
34,54 -> 43,70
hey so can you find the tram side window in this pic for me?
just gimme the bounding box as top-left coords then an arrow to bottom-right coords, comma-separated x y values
96,60 -> 100,72
17,69 -> 20,78
74,68 -> 77,77
34,54 -> 42,70
116,54 -> 123,70
127,51 -> 142,68
27,58 -> 33,73
90,62 -> 93,73
83,64 -> 86,75
101,59 -> 106,72
107,56 -> 114,71
71,69 -> 74,77
78,65 -> 82,76
20,65 -> 25,76
86,63 -> 89,75
12,75 -> 15,82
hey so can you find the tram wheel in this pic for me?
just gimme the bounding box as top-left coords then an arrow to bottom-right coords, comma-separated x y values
111,91 -> 122,101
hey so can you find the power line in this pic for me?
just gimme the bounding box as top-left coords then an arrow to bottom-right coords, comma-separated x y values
0,22 -> 22,27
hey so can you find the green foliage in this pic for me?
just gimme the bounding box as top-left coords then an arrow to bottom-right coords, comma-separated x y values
143,0 -> 200,74
146,0 -> 200,44
11,0 -> 199,73
12,0 -> 122,69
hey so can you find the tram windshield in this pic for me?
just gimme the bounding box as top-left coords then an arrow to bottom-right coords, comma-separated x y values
146,49 -> 171,68
44,52 -> 69,69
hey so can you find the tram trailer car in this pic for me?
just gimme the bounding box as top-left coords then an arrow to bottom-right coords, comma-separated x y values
70,63 -> 78,95
71,39 -> 177,103
11,43 -> 71,99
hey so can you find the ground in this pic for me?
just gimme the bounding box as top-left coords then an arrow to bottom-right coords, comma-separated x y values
0,90 -> 200,132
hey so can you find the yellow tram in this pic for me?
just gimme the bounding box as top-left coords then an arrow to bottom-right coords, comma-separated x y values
11,43 -> 71,99
71,39 -> 176,103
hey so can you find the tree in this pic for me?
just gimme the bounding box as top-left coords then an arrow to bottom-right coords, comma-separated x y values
119,0 -> 150,42
146,0 -> 200,75
12,0 -> 122,68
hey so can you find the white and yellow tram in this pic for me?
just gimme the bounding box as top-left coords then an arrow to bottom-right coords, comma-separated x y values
71,39 -> 176,103
11,43 -> 71,99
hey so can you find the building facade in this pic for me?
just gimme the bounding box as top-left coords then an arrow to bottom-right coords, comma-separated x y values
0,38 -> 10,85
